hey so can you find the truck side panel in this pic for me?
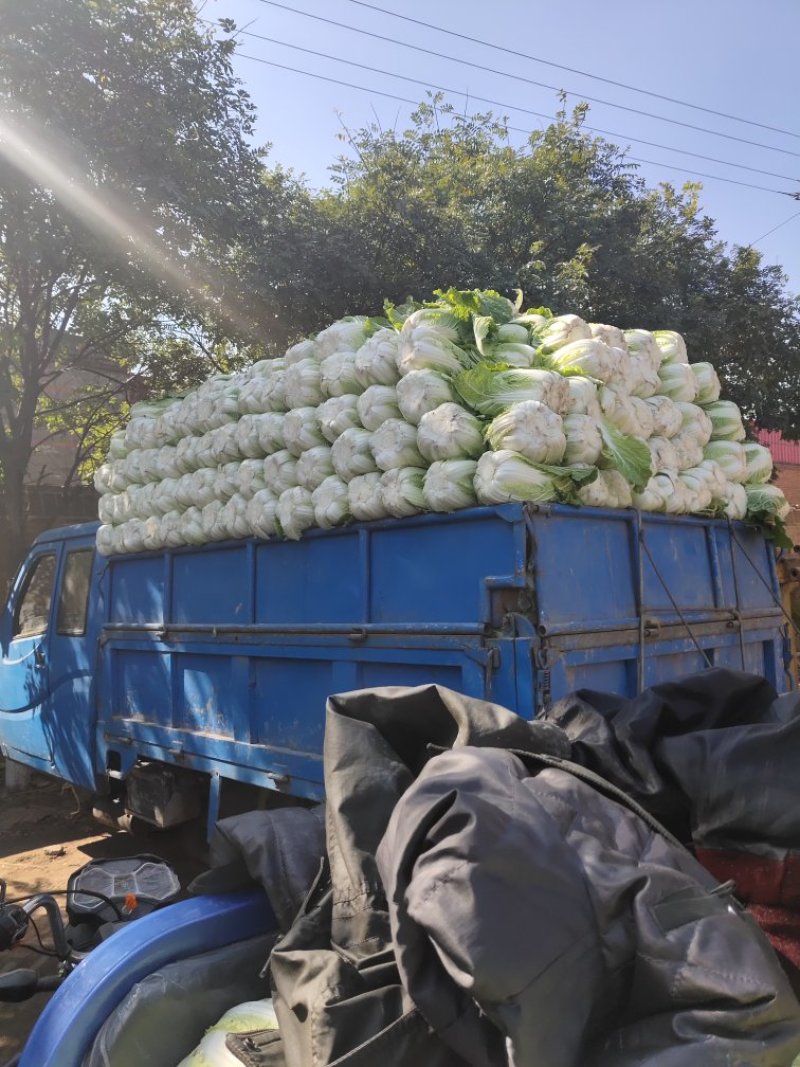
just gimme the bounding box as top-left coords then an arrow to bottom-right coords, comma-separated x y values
95,505 -> 789,801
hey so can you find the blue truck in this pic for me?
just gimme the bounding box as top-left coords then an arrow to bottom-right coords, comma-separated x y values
0,502 -> 791,837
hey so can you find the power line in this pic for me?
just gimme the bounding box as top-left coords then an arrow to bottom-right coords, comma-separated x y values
234,29 -> 800,186
252,1 -> 800,162
750,209 -> 800,246
342,0 -> 800,143
235,53 -> 800,198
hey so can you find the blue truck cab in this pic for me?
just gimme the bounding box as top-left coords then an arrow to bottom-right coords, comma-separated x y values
0,504 -> 791,834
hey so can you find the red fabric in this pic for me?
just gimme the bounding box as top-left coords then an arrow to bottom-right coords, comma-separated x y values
696,847 -> 800,970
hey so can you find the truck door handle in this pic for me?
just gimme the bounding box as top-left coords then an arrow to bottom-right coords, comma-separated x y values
33,646 -> 46,669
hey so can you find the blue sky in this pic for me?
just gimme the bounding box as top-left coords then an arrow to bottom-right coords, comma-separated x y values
206,0 -> 800,295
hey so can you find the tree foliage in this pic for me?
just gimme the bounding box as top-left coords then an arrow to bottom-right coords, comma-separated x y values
0,0 -> 266,568
250,97 -> 800,433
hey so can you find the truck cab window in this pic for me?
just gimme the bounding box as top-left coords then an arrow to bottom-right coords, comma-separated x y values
57,550 -> 93,636
13,554 -> 57,640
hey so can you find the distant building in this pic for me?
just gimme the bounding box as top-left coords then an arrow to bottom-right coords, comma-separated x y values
757,429 -> 800,548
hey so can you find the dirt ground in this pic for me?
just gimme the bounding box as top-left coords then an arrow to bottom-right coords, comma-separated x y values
0,765 -> 206,1063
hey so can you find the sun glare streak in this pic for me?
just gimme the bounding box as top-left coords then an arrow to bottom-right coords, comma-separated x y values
0,111 -> 256,337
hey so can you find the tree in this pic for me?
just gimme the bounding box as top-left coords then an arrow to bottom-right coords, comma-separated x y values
0,0 -> 267,576
250,97 -> 800,431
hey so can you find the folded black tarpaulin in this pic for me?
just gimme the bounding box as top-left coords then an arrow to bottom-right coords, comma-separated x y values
200,670 -> 800,1066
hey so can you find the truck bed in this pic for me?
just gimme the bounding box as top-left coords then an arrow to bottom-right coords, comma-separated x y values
97,503 -> 788,801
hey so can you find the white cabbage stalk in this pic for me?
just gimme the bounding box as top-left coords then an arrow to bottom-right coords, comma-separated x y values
627,357 -> 660,399
318,394 -> 362,442
563,414 -> 603,466
563,376 -> 601,418
331,427 -> 379,480
98,495 -> 116,525
371,418 -> 426,471
644,395 -> 683,439
653,330 -> 688,365
285,338 -> 322,366
672,431 -> 705,471
703,441 -> 747,484
312,475 -> 351,529
512,311 -> 549,331
210,424 -> 241,465
179,469 -> 218,509
236,459 -> 269,500
354,328 -> 401,387
263,450 -> 299,493
120,518 -> 147,554
154,403 -> 182,446
253,412 -> 286,456
193,431 -> 217,469
704,400 -> 746,442
237,377 -> 269,416
397,307 -> 463,375
547,339 -> 618,383
234,415 -> 269,459
321,350 -> 364,398
491,342 -> 538,367
357,385 -> 402,431
657,363 -> 697,403
676,402 -> 713,446
658,474 -> 694,515
623,330 -> 662,373
647,436 -> 680,474
632,475 -> 674,513
629,397 -> 655,440
607,347 -> 634,389
216,464 -> 240,502
151,478 -> 180,514
201,500 -> 228,542
283,407 -> 326,457
678,469 -> 713,512
417,403 -> 485,462
745,484 -> 791,521
743,442 -> 774,484
285,358 -> 325,409
474,450 -> 561,505
588,323 -> 626,349
221,494 -> 251,539
396,369 -> 457,425
486,401 -> 566,464
456,366 -> 570,417
397,330 -> 473,376
697,459 -> 728,506
423,460 -> 479,512
347,472 -> 387,522
691,362 -> 722,404
179,507 -> 206,546
599,387 -> 639,436
108,430 -> 128,461
256,361 -> 287,413
533,314 -> 591,354
380,467 -> 427,518
495,323 -> 528,344
316,316 -> 371,358
155,447 -> 182,480
94,462 -> 125,495
723,482 -> 748,521
160,511 -> 184,549
578,469 -> 632,509
175,436 -> 202,474
246,489 -> 280,539
296,445 -> 335,491
277,486 -> 315,540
